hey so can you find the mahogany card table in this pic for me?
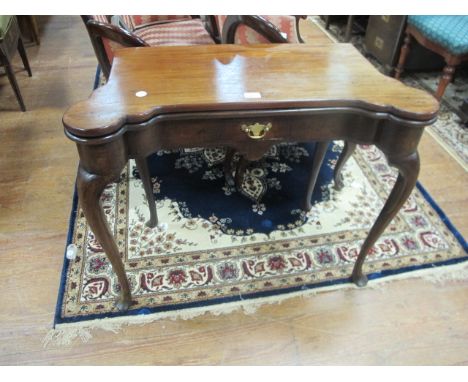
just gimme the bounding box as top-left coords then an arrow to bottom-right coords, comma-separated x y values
63,44 -> 439,311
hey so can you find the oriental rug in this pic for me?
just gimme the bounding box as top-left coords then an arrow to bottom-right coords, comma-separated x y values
49,138 -> 468,345
49,27 -> 468,343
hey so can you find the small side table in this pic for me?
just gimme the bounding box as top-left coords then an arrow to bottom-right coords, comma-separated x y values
63,44 -> 439,311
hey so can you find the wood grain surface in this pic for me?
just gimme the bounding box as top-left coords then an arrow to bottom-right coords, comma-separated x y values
63,44 -> 439,137
0,16 -> 466,366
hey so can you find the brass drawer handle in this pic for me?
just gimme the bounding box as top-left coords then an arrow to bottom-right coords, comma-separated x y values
241,122 -> 272,140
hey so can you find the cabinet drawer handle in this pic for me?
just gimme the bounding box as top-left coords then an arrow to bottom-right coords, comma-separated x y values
241,122 -> 272,139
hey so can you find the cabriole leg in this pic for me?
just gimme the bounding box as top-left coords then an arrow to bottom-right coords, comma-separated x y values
334,141 -> 357,191
135,156 -> 158,228
223,147 -> 236,186
351,151 -> 420,286
303,141 -> 329,211
235,156 -> 249,189
77,166 -> 132,311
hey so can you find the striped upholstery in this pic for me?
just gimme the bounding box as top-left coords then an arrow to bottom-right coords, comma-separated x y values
134,19 -> 215,46
90,16 -> 125,65
121,15 -> 192,31
216,15 -> 300,43
92,15 -> 110,24
89,16 -> 214,65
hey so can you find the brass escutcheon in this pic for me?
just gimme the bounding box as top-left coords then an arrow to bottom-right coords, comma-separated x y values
241,122 -> 272,139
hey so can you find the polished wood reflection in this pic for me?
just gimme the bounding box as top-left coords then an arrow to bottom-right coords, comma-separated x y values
63,44 -> 439,137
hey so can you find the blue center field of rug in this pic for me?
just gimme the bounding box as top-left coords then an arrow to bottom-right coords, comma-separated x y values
134,142 -> 339,235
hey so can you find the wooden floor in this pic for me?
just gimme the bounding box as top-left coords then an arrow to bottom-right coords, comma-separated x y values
0,16 -> 467,366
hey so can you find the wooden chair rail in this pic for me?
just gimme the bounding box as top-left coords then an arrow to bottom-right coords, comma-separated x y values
222,15 -> 289,44
82,18 -> 148,79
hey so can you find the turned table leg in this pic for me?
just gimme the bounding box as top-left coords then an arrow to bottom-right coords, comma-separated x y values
303,141 -> 329,211
435,63 -> 455,100
135,156 -> 158,228
334,141 -> 357,191
351,151 -> 420,286
77,166 -> 132,311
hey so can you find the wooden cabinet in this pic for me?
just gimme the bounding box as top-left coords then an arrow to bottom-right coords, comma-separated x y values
364,16 -> 444,75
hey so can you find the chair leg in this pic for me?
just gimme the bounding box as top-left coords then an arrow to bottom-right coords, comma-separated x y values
2,52 -> 26,111
395,32 -> 412,79
17,38 -> 32,77
435,64 -> 455,100
303,141 -> 329,212
344,16 -> 355,42
334,141 -> 357,191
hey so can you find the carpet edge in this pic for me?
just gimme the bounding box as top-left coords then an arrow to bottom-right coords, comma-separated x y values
45,259 -> 468,348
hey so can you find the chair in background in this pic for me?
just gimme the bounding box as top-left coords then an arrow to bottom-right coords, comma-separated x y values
219,15 -> 354,208
217,15 -> 306,45
395,16 -> 468,100
0,15 -> 32,111
81,15 -> 218,228
81,15 -> 218,80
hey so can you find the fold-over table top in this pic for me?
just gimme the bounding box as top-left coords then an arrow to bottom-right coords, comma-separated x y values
63,44 -> 439,138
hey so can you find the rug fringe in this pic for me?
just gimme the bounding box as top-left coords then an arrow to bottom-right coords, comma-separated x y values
43,261 -> 468,348
42,283 -> 355,348
418,261 -> 468,284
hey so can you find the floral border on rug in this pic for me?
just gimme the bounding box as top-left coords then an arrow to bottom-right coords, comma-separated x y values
55,143 -> 468,326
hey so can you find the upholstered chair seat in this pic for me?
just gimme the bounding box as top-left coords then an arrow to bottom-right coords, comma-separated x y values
119,15 -> 192,30
408,16 -> 468,55
83,16 -> 216,79
133,19 -> 215,46
395,15 -> 468,100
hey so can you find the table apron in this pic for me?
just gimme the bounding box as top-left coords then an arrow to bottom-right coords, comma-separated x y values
122,111 -> 426,160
